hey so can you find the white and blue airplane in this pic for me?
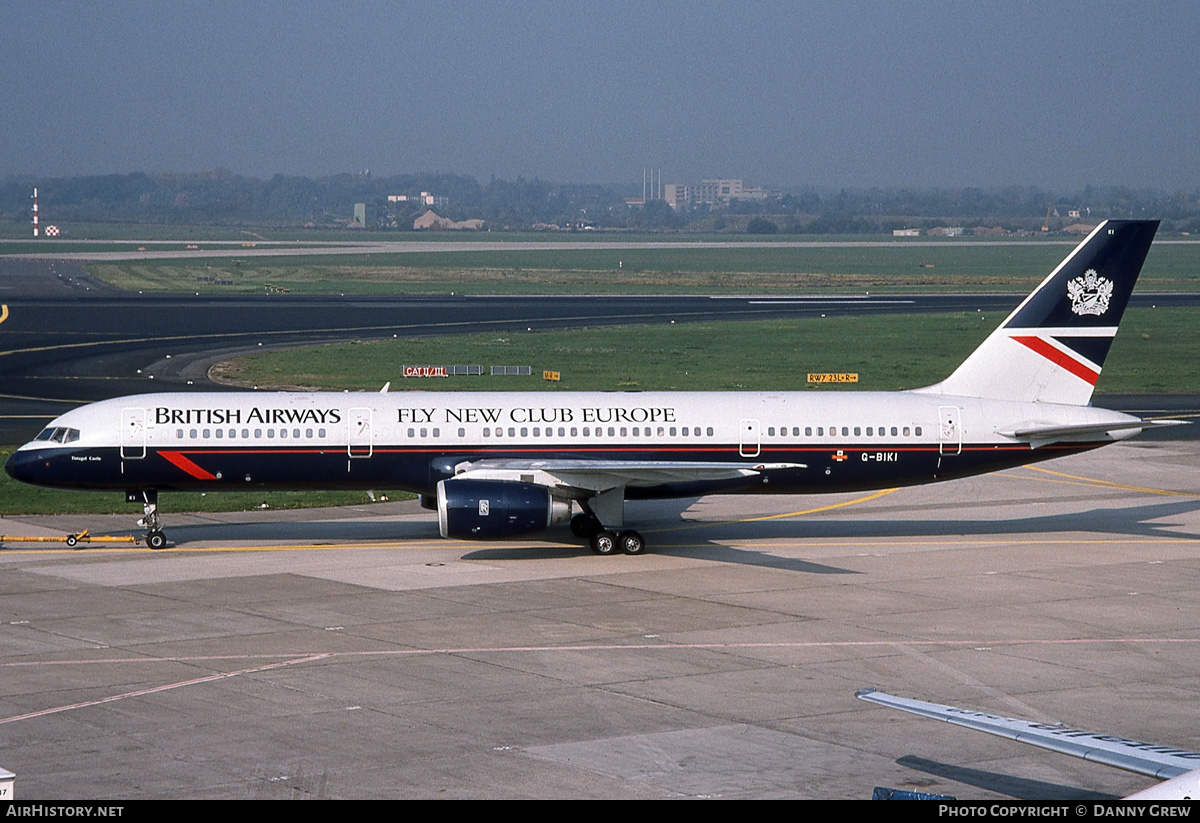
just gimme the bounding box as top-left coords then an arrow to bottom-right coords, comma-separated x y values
5,220 -> 1173,552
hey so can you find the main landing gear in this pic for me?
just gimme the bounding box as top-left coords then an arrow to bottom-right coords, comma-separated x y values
129,489 -> 168,550
570,513 -> 646,556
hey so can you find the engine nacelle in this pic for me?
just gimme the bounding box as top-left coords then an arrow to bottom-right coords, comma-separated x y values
437,478 -> 571,539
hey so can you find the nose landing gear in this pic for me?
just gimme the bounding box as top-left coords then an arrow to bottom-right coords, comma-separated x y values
129,489 -> 168,549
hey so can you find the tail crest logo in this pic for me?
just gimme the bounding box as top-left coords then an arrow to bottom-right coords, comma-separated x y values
1067,269 -> 1114,316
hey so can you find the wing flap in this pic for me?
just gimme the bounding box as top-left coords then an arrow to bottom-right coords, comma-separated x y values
453,459 -> 806,496
857,689 -> 1200,780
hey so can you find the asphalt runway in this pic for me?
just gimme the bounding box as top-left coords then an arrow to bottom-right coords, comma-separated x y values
4,237 -> 1104,263
0,441 -> 1197,798
12,236 -> 1199,263
1,260 -> 1197,443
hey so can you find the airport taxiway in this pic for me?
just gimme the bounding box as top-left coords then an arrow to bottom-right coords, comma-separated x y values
0,440 -> 1197,799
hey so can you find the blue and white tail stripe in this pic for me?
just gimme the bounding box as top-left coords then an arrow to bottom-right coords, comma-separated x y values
916,220 -> 1158,405
1009,325 -> 1117,387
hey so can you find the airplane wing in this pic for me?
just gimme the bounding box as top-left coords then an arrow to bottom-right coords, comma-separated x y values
451,459 -> 807,497
1000,419 -> 1188,449
856,688 -> 1200,782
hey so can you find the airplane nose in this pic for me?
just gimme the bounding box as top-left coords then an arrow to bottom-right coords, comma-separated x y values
5,449 -> 40,484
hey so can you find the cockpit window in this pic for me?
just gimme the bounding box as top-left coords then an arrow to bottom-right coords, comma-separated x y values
34,427 -> 80,444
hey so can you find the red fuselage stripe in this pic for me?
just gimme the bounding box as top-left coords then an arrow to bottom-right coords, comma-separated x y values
154,442 -> 1091,461
159,450 -> 217,480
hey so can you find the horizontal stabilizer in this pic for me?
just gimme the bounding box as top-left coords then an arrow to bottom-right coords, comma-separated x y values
1000,418 -> 1188,449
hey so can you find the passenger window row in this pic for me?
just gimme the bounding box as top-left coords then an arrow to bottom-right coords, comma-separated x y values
480,426 -> 715,438
166,424 -> 928,442
176,428 -> 328,440
767,426 -> 924,437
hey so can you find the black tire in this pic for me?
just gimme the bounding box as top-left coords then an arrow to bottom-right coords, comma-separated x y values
66,535 -> 78,548
590,530 -> 618,556
617,530 -> 646,555
147,531 -> 167,550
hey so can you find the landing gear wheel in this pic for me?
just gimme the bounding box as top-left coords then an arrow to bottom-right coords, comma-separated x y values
147,531 -> 167,550
571,513 -> 600,538
590,530 -> 618,556
617,530 -> 646,555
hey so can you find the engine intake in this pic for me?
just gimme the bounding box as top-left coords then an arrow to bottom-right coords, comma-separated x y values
437,478 -> 571,539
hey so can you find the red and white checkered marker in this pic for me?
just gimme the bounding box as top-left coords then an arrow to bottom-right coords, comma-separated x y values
44,225 -> 59,237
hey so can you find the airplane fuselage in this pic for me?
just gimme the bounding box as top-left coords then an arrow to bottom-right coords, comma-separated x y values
7,389 -> 1140,497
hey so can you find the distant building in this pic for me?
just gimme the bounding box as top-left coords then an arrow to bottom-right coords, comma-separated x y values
352,203 -> 367,228
893,228 -> 920,237
389,191 -> 449,208
927,226 -> 964,237
694,179 -> 769,206
663,184 -> 691,211
656,177 -> 773,210
413,210 -> 484,231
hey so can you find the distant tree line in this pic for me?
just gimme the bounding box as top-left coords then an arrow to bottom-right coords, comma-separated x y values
2,170 -> 1197,233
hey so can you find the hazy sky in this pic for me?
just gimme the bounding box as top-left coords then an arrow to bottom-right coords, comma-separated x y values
3,1 -> 1197,190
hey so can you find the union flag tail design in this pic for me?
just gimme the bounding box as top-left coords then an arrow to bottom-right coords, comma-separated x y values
919,220 -> 1159,405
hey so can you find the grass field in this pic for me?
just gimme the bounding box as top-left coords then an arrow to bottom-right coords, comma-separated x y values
217,306 -> 1199,395
74,240 -> 1200,295
83,245 -> 1199,294
6,222 -> 1196,295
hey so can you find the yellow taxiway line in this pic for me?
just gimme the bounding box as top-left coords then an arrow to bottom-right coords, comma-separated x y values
1012,465 -> 1199,498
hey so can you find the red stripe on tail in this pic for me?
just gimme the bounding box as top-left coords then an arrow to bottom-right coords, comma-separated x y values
1011,335 -> 1099,385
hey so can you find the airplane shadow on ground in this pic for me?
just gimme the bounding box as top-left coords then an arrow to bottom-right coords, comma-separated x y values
88,495 -> 1200,577
892,755 -> 1121,802
464,495 -> 1200,573
666,496 -> 1200,543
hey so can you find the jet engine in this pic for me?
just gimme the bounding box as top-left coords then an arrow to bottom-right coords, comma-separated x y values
437,478 -> 571,539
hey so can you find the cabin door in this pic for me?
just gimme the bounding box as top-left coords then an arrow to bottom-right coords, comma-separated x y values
348,407 -> 373,458
120,407 -> 147,459
938,405 -> 962,456
739,418 -> 761,458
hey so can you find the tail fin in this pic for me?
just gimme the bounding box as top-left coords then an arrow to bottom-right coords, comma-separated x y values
917,219 -> 1159,405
